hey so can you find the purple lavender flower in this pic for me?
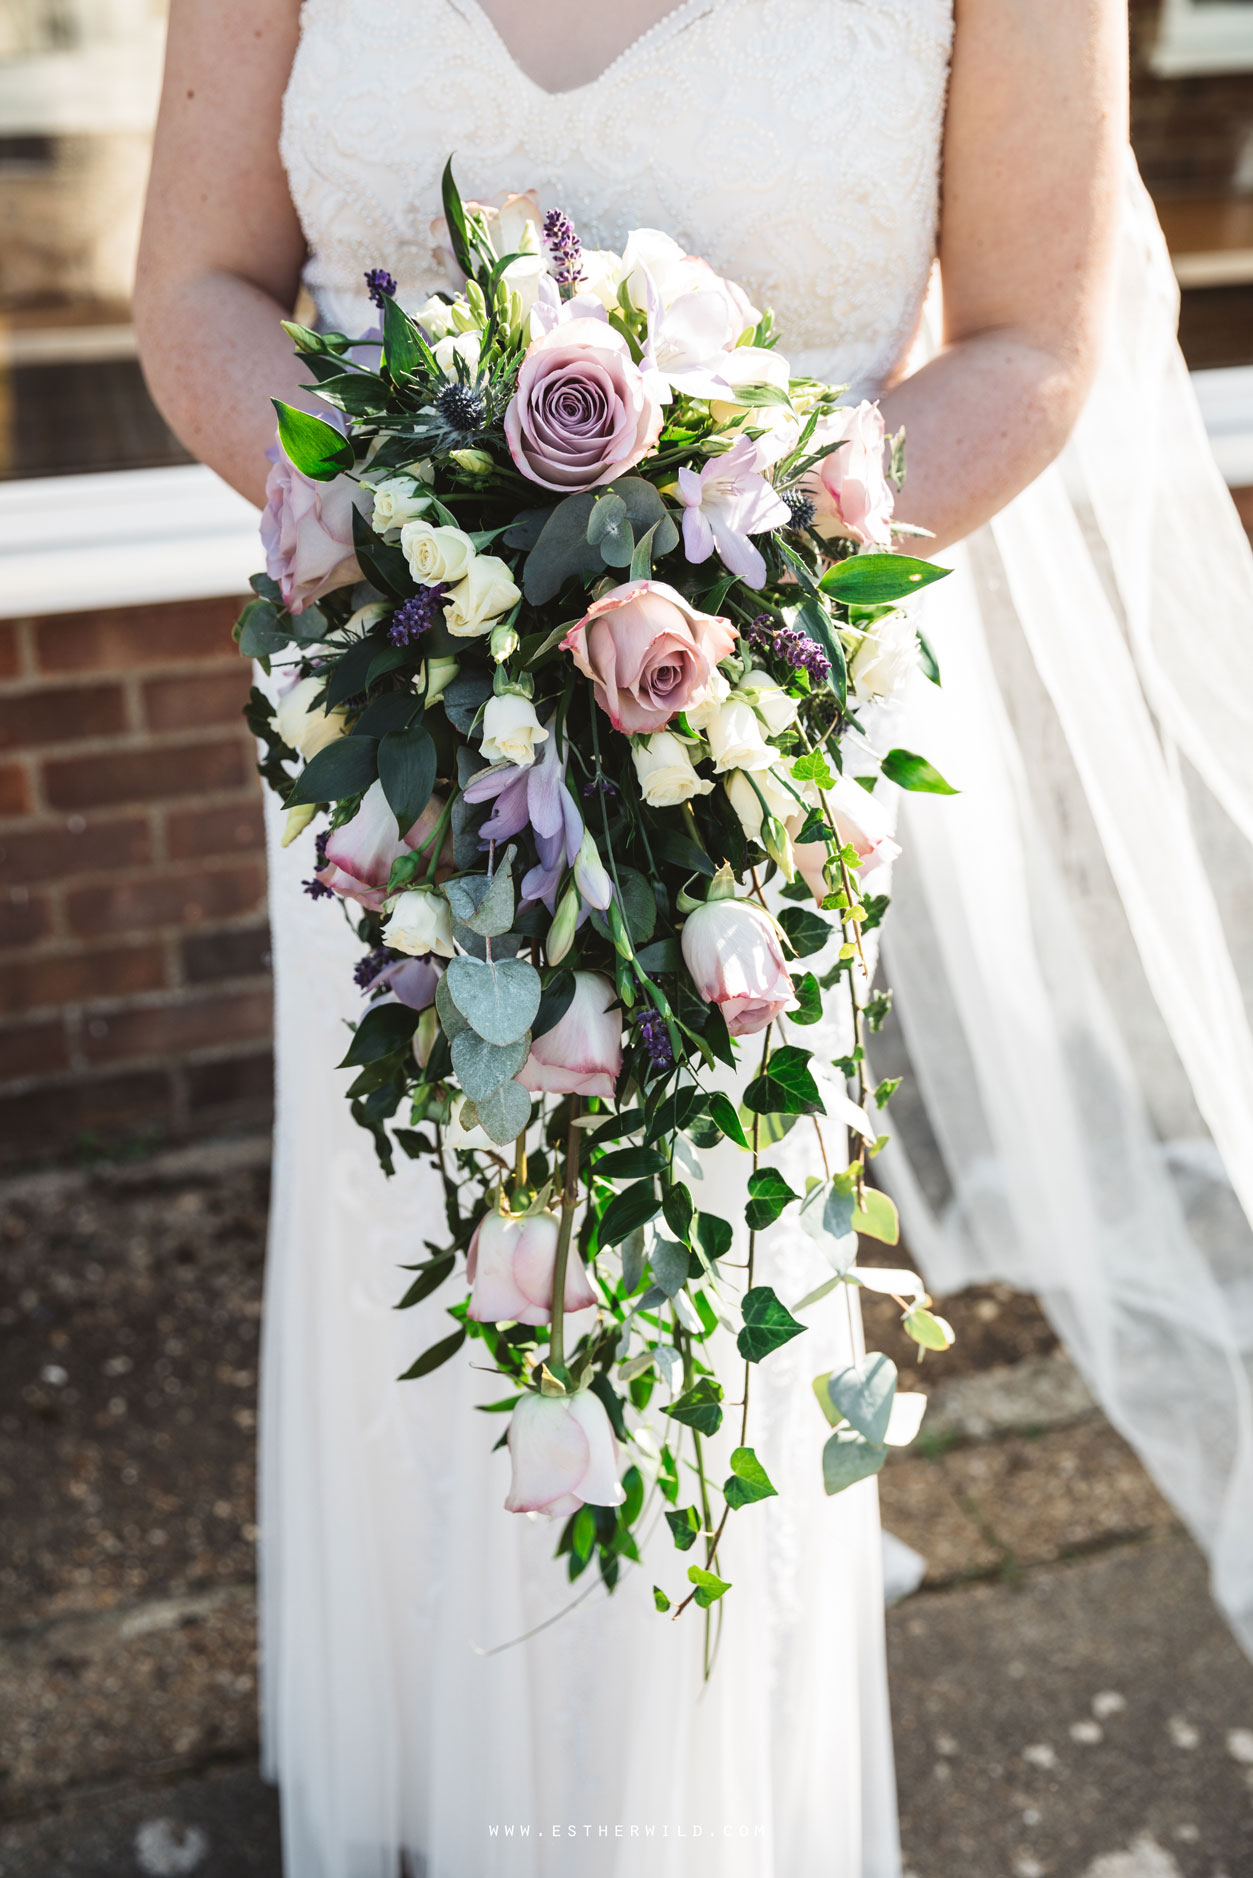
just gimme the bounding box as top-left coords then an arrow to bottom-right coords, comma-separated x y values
636,1006 -> 674,1072
748,612 -> 830,684
303,831 -> 333,899
582,775 -> 618,800
389,585 -> 447,646
364,268 -> 397,309
542,207 -> 583,290
354,946 -> 390,990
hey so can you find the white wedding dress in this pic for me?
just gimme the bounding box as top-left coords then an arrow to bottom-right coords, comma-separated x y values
260,3 -> 952,1875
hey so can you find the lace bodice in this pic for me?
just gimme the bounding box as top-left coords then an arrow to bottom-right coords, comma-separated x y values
280,0 -> 953,396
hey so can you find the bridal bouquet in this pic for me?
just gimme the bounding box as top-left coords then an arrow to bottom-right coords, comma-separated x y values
237,164 -> 955,1634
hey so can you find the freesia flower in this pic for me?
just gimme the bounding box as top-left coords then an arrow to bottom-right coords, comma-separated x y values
504,318 -> 663,492
462,728 -> 590,912
260,450 -> 364,615
400,522 -> 476,586
632,731 -> 714,807
274,675 -> 349,759
572,829 -> 613,912
382,887 -> 455,958
363,954 -> 441,1011
505,1389 -> 625,1516
805,402 -> 894,547
681,897 -> 797,1037
677,435 -> 790,588
480,694 -> 548,768
442,554 -> 521,638
849,610 -> 919,700
562,580 -> 737,735
518,971 -> 622,1098
467,1210 -> 596,1326
706,698 -> 776,774
317,782 -> 447,909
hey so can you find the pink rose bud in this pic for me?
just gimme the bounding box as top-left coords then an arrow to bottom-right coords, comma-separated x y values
518,971 -> 623,1099
561,579 -> 737,735
317,782 -> 448,909
803,401 -> 895,549
260,449 -> 365,614
505,1388 -> 625,1516
504,317 -> 663,491
794,773 -> 900,902
466,1210 -> 597,1326
681,896 -> 797,1038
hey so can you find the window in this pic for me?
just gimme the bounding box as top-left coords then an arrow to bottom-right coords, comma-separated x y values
1152,0 -> 1253,77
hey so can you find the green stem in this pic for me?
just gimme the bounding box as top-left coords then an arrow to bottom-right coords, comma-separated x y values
548,1094 -> 583,1374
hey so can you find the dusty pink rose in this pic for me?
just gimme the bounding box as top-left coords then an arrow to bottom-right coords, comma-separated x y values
466,1210 -> 596,1326
518,971 -> 622,1100
561,580 -> 737,734
260,450 -> 364,614
793,772 -> 901,906
803,401 -> 895,549
504,318 -> 663,491
681,896 -> 797,1038
505,1390 -> 625,1516
316,782 -> 449,910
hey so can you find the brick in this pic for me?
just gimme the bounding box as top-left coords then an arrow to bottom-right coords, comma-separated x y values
0,816 -> 152,888
0,892 -> 52,949
0,944 -> 166,1011
64,863 -> 265,940
82,988 -> 272,1065
0,1017 -> 69,1084
32,598 -> 243,676
43,737 -> 250,813
1233,486 -> 1253,543
0,1069 -> 173,1159
185,1049 -> 273,1115
166,797 -> 265,863
0,682 -> 127,753
142,667 -> 252,733
0,623 -> 21,681
0,763 -> 31,816
181,923 -> 271,984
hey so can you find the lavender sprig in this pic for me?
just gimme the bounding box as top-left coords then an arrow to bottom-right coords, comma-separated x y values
364,268 -> 397,309
389,585 -> 448,646
747,612 -> 830,685
636,1006 -> 674,1072
543,207 -> 584,292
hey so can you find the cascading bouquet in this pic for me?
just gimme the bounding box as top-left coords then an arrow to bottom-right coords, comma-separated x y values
238,164 -> 957,1635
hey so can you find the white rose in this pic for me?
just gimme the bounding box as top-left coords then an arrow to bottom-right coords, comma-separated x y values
400,522 -> 477,587
725,763 -> 801,841
371,477 -> 431,533
382,887 -> 455,959
413,295 -> 457,340
433,331 -> 482,377
849,610 -> 919,701
707,699 -> 775,774
480,694 -> 549,768
443,554 -> 522,638
684,666 -> 730,731
737,668 -> 798,736
275,675 -> 348,759
632,731 -> 714,808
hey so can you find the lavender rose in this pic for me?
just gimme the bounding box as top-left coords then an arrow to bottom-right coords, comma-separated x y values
561,579 -> 737,734
503,318 -> 663,492
260,449 -> 365,614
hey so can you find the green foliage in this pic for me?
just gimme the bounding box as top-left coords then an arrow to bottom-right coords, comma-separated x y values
664,1376 -> 724,1436
737,1285 -> 807,1363
880,747 -> 958,795
744,1169 -> 799,1231
723,1446 -> 778,1510
743,1045 -> 824,1117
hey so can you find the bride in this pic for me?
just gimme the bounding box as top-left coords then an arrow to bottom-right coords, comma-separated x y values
134,1 -> 1253,1874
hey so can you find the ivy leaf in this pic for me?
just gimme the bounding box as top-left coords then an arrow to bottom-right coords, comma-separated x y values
653,1585 -> 672,1612
790,971 -> 823,1025
791,749 -> 834,789
737,1285 -> 807,1363
694,1212 -> 733,1264
687,1564 -> 731,1607
880,747 -> 958,795
599,1179 -> 661,1244
665,1505 -> 702,1552
778,907 -> 833,959
744,1169 -> 799,1231
271,399 -> 355,481
664,1376 -> 724,1436
743,1045 -> 824,1117
723,1446 -> 778,1510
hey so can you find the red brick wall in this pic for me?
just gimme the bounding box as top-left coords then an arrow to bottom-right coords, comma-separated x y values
1130,0 -> 1253,200
0,597 -> 273,1165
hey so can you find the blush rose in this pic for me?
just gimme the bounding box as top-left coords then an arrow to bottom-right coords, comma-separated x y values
561,580 -> 737,734
504,318 -> 663,491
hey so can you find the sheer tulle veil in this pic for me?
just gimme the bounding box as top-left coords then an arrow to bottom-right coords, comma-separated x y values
878,150 -> 1253,1655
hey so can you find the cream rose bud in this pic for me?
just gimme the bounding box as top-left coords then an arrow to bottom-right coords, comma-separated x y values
725,763 -> 799,841
422,656 -> 458,705
400,521 -> 477,587
274,675 -> 349,759
443,555 -> 522,638
467,1210 -> 597,1327
681,895 -> 797,1038
480,694 -> 549,768
707,699 -> 775,774
370,477 -> 431,534
505,1389 -> 625,1516
632,731 -> 714,808
738,668 -> 799,736
684,666 -> 731,731
381,887 -> 455,959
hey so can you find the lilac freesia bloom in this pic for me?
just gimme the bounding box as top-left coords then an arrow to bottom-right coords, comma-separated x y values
364,955 -> 442,1011
640,268 -> 738,403
529,273 -> 611,337
677,435 -> 791,589
461,727 -> 612,913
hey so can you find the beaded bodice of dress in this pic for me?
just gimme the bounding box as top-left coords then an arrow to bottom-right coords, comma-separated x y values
280,0 -> 953,395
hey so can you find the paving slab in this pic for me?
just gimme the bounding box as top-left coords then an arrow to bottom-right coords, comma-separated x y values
923,1350 -> 1096,1442
0,1763 -> 280,1878
888,1532 -> 1253,1878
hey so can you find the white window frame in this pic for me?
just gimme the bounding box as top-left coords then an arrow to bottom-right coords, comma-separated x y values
1151,0 -> 1253,77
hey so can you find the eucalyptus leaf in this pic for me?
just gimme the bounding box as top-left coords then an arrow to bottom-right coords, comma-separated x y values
435,971 -> 471,1042
649,1236 -> 690,1299
445,955 -> 541,1046
822,1427 -> 887,1495
821,1353 -> 898,1444
475,1078 -> 532,1145
621,1226 -> 647,1293
450,1029 -> 530,1102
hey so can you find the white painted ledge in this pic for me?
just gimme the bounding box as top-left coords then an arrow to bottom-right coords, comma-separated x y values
0,366 -> 1250,623
0,466 -> 261,620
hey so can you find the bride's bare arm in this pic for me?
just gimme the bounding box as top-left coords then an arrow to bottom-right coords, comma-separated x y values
134,0 -> 309,507
880,0 -> 1128,552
